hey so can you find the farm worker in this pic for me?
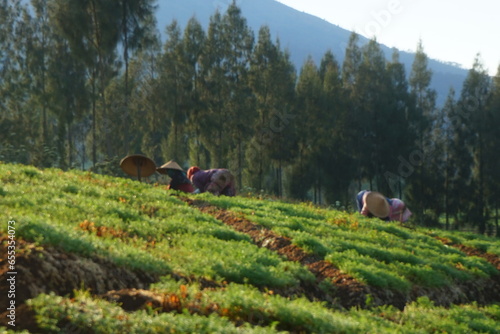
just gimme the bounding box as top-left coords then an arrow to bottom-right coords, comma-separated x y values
187,166 -> 236,196
156,160 -> 195,193
356,190 -> 412,223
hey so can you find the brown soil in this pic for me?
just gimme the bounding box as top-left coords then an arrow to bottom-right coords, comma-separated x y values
435,236 -> 500,270
0,234 -> 224,331
0,235 -> 158,330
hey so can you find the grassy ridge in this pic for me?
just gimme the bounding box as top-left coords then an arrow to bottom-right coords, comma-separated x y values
1,163 -> 500,333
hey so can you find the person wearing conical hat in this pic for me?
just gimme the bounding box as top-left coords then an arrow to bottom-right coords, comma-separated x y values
356,190 -> 412,223
157,160 -> 195,193
187,166 -> 236,197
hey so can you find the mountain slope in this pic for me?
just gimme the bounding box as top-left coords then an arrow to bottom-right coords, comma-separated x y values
156,0 -> 468,105
1,163 -> 500,332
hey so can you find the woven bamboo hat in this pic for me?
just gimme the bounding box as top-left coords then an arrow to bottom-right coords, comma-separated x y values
156,160 -> 183,174
365,192 -> 390,218
119,154 -> 156,181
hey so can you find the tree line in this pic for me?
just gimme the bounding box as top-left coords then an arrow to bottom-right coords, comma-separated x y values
1,0 -> 499,235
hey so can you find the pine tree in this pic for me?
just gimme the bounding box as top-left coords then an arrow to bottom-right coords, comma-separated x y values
384,50 -> 413,198
292,57 -> 323,202
439,88 -> 457,230
407,40 -> 436,225
341,32 -> 364,189
458,55 -> 492,233
247,26 -> 296,195
319,50 -> 352,204
199,10 -> 227,167
486,65 -> 500,236
356,39 -> 390,191
220,2 -> 255,188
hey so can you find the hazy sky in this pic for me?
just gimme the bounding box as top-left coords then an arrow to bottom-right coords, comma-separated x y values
276,0 -> 499,75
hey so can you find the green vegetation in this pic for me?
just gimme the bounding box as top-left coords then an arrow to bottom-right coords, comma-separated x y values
1,163 -> 500,333
200,194 -> 498,291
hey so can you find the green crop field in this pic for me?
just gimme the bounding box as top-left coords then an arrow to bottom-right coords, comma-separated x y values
1,162 -> 499,333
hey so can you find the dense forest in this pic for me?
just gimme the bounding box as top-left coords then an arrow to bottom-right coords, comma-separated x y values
1,0 -> 499,235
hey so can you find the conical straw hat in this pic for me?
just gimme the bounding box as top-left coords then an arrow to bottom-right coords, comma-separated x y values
120,154 -> 157,180
156,160 -> 184,174
365,192 -> 390,218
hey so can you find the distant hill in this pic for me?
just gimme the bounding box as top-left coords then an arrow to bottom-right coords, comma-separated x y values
156,0 -> 469,106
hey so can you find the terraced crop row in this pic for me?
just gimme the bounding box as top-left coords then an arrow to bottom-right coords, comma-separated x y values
1,163 -> 499,333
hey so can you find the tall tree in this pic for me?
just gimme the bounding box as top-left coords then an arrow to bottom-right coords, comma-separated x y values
457,55 -> 492,233
182,17 -> 208,167
0,0 -> 32,163
356,39 -> 390,191
486,65 -> 500,236
383,50 -> 413,198
199,10 -> 227,167
292,57 -> 323,201
406,40 -> 436,225
46,34 -> 89,169
51,0 -> 122,165
117,0 -> 157,153
247,26 -> 296,194
220,2 -> 255,188
341,32 -> 364,189
438,88 -> 457,230
319,50 -> 352,204
159,21 -> 189,163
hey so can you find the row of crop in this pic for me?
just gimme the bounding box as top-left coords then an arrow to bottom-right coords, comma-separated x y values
0,165 -> 316,291
16,280 -> 500,334
2,164 -> 500,332
195,194 -> 500,291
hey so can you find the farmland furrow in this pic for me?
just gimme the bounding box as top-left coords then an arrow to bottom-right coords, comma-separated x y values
183,197 -> 500,310
434,235 -> 500,270
182,198 -> 409,309
0,234 -> 222,330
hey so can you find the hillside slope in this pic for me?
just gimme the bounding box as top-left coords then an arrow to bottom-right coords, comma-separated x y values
1,163 -> 500,333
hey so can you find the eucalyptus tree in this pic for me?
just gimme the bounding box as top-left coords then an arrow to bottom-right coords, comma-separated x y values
0,0 -> 29,163
46,35 -> 89,169
199,10 -> 227,167
158,21 -> 188,163
182,18 -> 208,167
116,0 -> 157,153
50,0 -> 122,165
127,38 -> 166,161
